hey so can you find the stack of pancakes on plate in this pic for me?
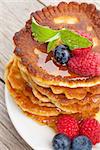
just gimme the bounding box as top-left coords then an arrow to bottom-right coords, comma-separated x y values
5,2 -> 100,127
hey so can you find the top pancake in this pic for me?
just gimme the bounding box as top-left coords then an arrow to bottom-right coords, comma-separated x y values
13,2 -> 100,88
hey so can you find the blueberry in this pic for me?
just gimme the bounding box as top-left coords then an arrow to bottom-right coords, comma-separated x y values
53,45 -> 71,65
52,133 -> 71,150
72,136 -> 92,150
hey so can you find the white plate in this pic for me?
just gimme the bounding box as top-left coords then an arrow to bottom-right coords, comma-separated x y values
5,87 -> 100,150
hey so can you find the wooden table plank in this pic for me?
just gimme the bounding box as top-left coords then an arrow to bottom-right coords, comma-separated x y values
42,0 -> 100,8
0,0 -> 44,79
0,0 -> 44,149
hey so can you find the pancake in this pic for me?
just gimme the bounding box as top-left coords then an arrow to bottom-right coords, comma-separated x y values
50,85 -> 100,100
13,2 -> 100,88
28,82 -> 100,117
5,58 -> 61,116
6,64 -> 100,124
7,57 -> 54,106
5,59 -> 86,125
5,56 -> 99,118
17,57 -> 100,105
32,87 -> 51,102
15,57 -> 100,117
23,85 -> 55,108
17,56 -> 100,101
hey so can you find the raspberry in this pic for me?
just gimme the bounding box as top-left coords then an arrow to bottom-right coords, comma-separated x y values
56,115 -> 79,139
67,30 -> 100,77
72,47 -> 92,56
76,30 -> 92,42
72,31 -> 92,56
68,51 -> 100,77
78,119 -> 84,130
80,118 -> 100,145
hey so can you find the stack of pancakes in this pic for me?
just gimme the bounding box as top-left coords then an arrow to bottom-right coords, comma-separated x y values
5,2 -> 100,127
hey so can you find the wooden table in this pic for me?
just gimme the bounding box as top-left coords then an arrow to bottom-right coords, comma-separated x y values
0,0 -> 100,149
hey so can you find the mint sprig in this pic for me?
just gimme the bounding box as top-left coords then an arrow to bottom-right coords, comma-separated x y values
31,18 -> 92,52
47,40 -> 58,53
60,29 -> 92,50
31,18 -> 58,43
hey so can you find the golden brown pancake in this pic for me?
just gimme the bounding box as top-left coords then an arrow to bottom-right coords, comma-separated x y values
5,56 -> 99,119
32,87 -> 51,103
13,2 -> 100,88
5,58 -> 61,116
17,56 -> 100,100
26,79 -> 100,116
50,85 -> 100,100
14,56 -> 100,117
23,85 -> 55,108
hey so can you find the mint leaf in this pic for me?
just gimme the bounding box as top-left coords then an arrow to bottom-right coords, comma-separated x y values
47,33 -> 61,53
47,40 -> 58,53
47,34 -> 62,53
31,18 -> 58,43
60,29 -> 92,50
31,18 -> 93,52
46,32 -> 60,42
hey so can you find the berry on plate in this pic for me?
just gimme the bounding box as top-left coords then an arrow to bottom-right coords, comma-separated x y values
80,118 -> 100,145
52,133 -> 71,150
56,115 -> 79,139
72,135 -> 92,150
53,45 -> 71,65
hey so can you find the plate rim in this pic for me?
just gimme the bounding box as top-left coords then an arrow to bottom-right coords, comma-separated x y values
5,86 -> 35,149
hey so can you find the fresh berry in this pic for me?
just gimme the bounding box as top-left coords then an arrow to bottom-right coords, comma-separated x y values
68,51 -> 100,77
52,133 -> 71,150
78,119 -> 84,130
56,115 -> 79,139
72,31 -> 92,56
72,135 -> 92,150
53,45 -> 71,65
76,30 -> 92,42
80,118 -> 100,145
72,47 -> 92,56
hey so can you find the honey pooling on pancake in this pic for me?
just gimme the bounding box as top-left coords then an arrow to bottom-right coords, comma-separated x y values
34,48 -> 71,77
54,16 -> 79,24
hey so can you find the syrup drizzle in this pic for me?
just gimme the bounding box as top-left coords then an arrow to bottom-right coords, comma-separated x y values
35,49 -> 71,77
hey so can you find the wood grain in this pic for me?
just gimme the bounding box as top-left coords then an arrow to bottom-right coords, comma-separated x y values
41,0 -> 100,8
0,0 -> 44,149
0,0 -> 100,149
